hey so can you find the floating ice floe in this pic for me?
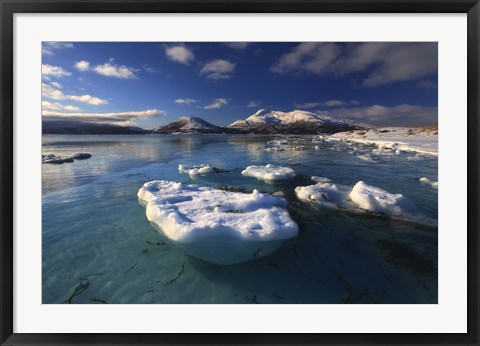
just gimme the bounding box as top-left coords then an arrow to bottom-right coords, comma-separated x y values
267,139 -> 288,146
264,147 -> 285,152
311,176 -> 331,183
242,164 -> 295,181
356,154 -> 378,163
138,180 -> 298,265
419,177 -> 439,189
295,146 -> 306,151
296,178 -> 420,218
179,164 -> 215,177
349,181 -> 418,216
295,180 -> 349,209
42,152 -> 92,164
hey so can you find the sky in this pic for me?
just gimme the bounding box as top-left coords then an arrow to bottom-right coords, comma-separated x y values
41,42 -> 438,129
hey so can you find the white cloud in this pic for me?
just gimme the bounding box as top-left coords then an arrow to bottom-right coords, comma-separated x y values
67,95 -> 109,105
272,42 -> 437,87
175,98 -> 197,105
50,81 -> 62,89
42,83 -> 65,100
42,42 -> 74,55
224,42 -> 250,49
200,59 -> 236,80
317,104 -> 437,126
246,100 -> 261,108
271,43 -> 340,75
42,64 -> 72,78
42,83 -> 108,105
322,100 -> 349,107
75,60 -> 90,71
42,101 -> 81,112
294,102 -> 322,109
204,98 -> 228,109
143,65 -> 159,74
42,109 -> 165,125
295,100 -> 356,109
165,45 -> 195,65
93,59 -> 136,79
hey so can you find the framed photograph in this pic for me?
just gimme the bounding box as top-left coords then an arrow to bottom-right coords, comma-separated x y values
1,0 -> 479,345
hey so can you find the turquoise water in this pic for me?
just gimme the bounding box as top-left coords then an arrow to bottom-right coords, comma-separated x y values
42,134 -> 438,304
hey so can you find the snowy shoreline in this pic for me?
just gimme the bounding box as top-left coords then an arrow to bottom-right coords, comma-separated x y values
328,127 -> 438,156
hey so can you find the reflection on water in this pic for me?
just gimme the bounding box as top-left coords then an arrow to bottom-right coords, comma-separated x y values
42,134 -> 438,304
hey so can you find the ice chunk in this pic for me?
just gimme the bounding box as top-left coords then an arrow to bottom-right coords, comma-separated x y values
311,176 -> 331,183
349,181 -> 417,215
42,152 -> 92,164
179,164 -> 215,177
267,139 -> 288,146
295,181 -> 349,209
138,180 -> 298,265
419,177 -> 438,189
297,179 -> 426,222
264,147 -> 285,152
357,154 -> 378,163
242,164 -> 295,181
42,154 -> 74,164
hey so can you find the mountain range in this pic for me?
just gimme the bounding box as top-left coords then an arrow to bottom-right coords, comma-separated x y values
43,109 -> 367,135
153,110 -> 365,134
43,120 -> 148,135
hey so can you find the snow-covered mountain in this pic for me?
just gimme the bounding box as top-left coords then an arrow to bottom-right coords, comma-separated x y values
154,116 -> 226,134
228,109 -> 367,134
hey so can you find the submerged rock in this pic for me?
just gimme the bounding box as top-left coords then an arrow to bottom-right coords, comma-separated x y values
138,180 -> 298,265
71,152 -> 92,160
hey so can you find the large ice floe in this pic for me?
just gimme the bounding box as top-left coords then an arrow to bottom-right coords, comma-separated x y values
242,164 -> 295,181
138,180 -> 298,265
178,164 -> 215,177
296,178 -> 419,217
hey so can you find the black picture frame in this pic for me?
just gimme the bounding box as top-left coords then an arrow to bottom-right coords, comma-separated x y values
1,0 -> 479,345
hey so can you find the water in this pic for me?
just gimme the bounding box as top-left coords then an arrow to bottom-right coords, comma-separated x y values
42,134 -> 438,304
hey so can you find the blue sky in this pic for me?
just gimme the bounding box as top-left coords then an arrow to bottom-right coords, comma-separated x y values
41,42 -> 438,129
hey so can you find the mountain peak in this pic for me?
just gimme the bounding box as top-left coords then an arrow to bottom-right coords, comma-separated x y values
179,115 -> 201,122
155,116 -> 224,134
